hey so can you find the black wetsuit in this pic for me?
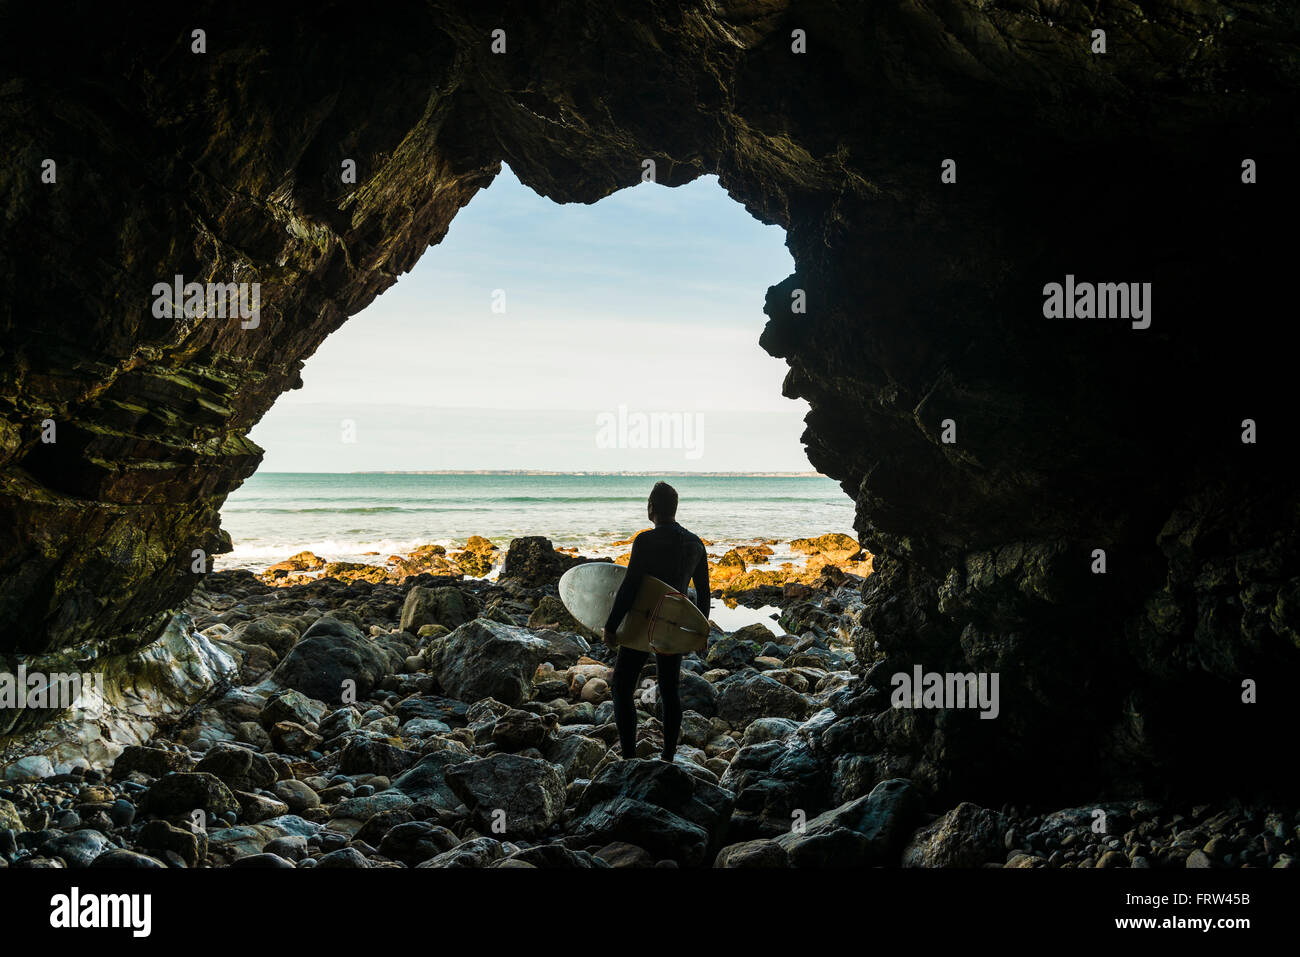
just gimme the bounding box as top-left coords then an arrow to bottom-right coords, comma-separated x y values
604,521 -> 710,760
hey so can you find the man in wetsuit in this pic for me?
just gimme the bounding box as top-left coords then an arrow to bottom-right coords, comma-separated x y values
603,481 -> 710,762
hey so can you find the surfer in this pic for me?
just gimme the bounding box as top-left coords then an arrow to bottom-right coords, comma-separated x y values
603,481 -> 710,762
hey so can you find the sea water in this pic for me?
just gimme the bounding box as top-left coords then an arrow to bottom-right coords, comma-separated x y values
214,472 -> 856,573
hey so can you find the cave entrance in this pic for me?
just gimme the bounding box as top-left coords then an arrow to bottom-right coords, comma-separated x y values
216,164 -> 858,608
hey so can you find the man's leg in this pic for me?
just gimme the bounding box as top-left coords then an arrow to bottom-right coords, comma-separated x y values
612,647 -> 649,759
655,652 -> 683,762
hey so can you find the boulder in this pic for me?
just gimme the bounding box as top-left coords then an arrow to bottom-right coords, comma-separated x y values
902,801 -> 1005,868
572,758 -> 735,867
272,616 -> 403,703
400,585 -> 479,633
141,772 -> 239,819
431,618 -> 551,706
501,537 -> 582,587
444,754 -> 567,839
716,672 -> 813,725
194,742 -> 277,791
775,778 -> 922,866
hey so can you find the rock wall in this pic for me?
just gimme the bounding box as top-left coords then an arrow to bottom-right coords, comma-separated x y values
2,1 -> 1298,800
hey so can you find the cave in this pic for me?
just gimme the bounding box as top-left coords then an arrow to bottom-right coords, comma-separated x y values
2,2 -> 1298,808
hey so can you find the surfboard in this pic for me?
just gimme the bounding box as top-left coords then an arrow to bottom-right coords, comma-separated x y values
558,561 -> 709,655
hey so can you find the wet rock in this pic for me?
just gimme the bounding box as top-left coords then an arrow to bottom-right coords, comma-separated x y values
400,585 -> 479,633
415,836 -> 505,869
272,616 -> 404,703
235,790 -> 290,824
572,758 -> 735,867
317,846 -> 370,868
259,688 -> 327,728
194,742 -> 276,791
775,778 -> 923,866
714,839 -> 790,868
430,619 -> 551,706
90,848 -> 167,868
42,829 -> 111,867
505,844 -> 609,868
228,616 -> 301,657
270,722 -> 324,755
231,852 -> 296,868
445,754 -> 567,839
528,596 -> 597,642
706,636 -> 760,672
740,717 -> 800,747
545,734 -> 608,783
491,709 -> 556,751
593,841 -> 654,868
903,802 -> 1005,868
378,820 -> 459,866
111,746 -> 196,780
716,673 -> 812,725
501,537 -> 582,587
138,819 -> 206,867
390,750 -> 476,810
337,735 -> 417,778
272,780 -> 321,813
141,772 -> 239,819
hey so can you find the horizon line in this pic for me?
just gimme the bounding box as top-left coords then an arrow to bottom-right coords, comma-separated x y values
253,469 -> 827,477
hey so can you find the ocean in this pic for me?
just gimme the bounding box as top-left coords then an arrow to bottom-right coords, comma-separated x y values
214,472 -> 857,573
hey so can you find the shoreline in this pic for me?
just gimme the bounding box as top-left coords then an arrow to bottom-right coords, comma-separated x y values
217,531 -> 875,602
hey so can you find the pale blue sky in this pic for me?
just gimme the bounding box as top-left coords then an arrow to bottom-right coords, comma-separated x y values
252,165 -> 812,471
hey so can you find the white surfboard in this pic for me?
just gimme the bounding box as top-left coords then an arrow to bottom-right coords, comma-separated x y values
558,562 -> 709,654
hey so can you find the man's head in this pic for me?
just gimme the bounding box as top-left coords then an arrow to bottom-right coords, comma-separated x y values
647,481 -> 678,524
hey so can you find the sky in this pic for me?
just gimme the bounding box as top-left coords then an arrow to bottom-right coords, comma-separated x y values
250,164 -> 812,471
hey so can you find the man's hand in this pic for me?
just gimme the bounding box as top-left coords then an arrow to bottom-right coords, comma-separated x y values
603,626 -> 619,649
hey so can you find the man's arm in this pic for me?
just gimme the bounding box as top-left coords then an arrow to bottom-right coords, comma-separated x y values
604,534 -> 647,636
691,542 -> 711,620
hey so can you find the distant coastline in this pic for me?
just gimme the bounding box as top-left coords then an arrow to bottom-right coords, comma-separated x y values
344,470 -> 826,477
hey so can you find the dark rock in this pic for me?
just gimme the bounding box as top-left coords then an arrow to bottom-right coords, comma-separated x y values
775,778 -> 922,866
713,839 -> 790,868
42,829 -> 110,867
194,742 -> 277,791
111,746 -> 195,780
337,735 -> 418,778
572,758 -> 735,867
415,836 -> 505,869
400,586 -> 478,633
378,820 -> 459,866
716,673 -> 813,726
501,538 -> 582,587
91,848 -> 168,868
138,819 -> 206,867
141,773 -> 239,820
231,852 -> 296,868
316,847 -> 370,868
272,617 -> 404,703
259,688 -> 327,729
504,844 -> 610,868
430,619 -> 551,706
445,754 -> 567,840
903,803 -> 1005,868
390,750 -> 476,810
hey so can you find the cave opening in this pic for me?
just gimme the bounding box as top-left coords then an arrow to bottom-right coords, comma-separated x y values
215,163 -> 859,614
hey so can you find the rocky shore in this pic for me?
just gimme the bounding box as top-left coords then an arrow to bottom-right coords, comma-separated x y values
248,531 -> 874,600
0,535 -> 1294,869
